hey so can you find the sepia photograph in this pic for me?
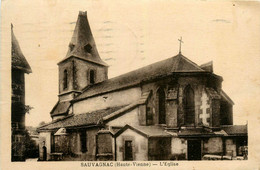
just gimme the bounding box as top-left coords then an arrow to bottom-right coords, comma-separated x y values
1,0 -> 260,169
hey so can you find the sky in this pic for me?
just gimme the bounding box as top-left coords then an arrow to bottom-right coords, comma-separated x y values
1,0 -> 260,127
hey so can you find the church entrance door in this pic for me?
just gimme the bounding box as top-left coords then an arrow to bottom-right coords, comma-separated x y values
187,140 -> 201,160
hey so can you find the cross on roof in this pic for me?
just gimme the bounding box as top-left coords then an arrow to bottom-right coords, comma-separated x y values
178,37 -> 184,54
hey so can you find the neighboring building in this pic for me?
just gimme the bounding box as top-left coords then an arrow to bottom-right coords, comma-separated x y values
11,24 -> 32,161
26,126 -> 39,145
37,11 -> 248,161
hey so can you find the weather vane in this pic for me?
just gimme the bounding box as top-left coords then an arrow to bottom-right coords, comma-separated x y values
178,36 -> 184,54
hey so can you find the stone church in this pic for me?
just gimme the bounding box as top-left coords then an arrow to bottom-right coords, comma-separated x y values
38,11 -> 247,161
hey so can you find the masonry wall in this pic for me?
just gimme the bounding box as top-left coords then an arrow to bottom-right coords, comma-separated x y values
58,58 -> 108,95
73,87 -> 141,114
69,132 -> 80,155
55,135 -> 70,154
141,75 -> 219,128
74,58 -> 108,89
171,138 -> 187,160
225,138 -> 237,157
106,108 -> 139,127
12,69 -> 26,129
58,59 -> 73,94
141,77 -> 178,126
38,132 -> 51,160
202,137 -> 223,156
220,100 -> 233,125
68,128 -> 99,160
148,137 -> 171,160
96,132 -> 114,161
116,129 -> 148,161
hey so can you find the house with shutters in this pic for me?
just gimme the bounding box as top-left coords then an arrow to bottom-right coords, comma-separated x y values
37,11 -> 248,161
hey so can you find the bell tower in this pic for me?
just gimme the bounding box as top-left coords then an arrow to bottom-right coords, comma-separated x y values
57,11 -> 108,102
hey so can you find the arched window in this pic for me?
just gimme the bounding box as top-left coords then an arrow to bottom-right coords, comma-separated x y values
183,85 -> 195,125
63,70 -> 68,89
89,70 -> 95,84
157,87 -> 166,124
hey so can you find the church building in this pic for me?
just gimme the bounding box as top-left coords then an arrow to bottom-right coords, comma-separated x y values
37,11 -> 247,161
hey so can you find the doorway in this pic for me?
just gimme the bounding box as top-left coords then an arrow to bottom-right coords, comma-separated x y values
124,140 -> 133,161
188,140 -> 201,160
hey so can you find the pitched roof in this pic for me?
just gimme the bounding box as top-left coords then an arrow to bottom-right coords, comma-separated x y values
58,11 -> 108,67
38,106 -> 125,131
220,90 -> 234,105
50,101 -> 71,117
73,54 -> 207,102
11,24 -> 32,73
114,124 -> 172,138
221,125 -> 247,136
175,128 -> 218,137
103,91 -> 151,122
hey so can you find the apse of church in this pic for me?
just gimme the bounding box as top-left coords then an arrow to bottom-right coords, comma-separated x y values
139,73 -> 230,129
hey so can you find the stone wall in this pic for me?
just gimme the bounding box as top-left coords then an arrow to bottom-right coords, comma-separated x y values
55,135 -> 70,154
38,132 -> 51,160
58,59 -> 73,94
225,138 -> 237,157
106,108 -> 139,127
74,58 -> 107,90
73,87 -> 141,114
96,131 -> 113,161
58,58 -> 108,95
148,137 -> 171,160
171,137 -> 187,160
202,137 -> 223,155
12,69 -> 26,129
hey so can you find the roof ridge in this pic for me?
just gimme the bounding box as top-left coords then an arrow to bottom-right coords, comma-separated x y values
79,56 -> 179,95
178,54 -> 205,71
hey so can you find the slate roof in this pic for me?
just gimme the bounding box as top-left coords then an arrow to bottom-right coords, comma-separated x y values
73,53 -> 207,102
50,101 -> 71,117
221,125 -> 247,136
58,11 -> 108,66
175,128 -> 218,137
11,24 -> 32,73
115,124 -> 172,138
220,90 -> 234,105
103,91 -> 151,122
38,106 -> 126,131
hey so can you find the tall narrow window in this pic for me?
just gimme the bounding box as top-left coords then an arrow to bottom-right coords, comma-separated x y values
183,85 -> 195,125
157,88 -> 166,124
63,70 -> 68,90
80,130 -> 87,153
90,70 -> 95,84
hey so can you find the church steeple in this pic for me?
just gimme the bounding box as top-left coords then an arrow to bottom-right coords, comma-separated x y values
59,11 -> 108,66
57,11 -> 108,101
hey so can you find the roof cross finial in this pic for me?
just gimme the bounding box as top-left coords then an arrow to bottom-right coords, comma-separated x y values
178,36 -> 184,54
